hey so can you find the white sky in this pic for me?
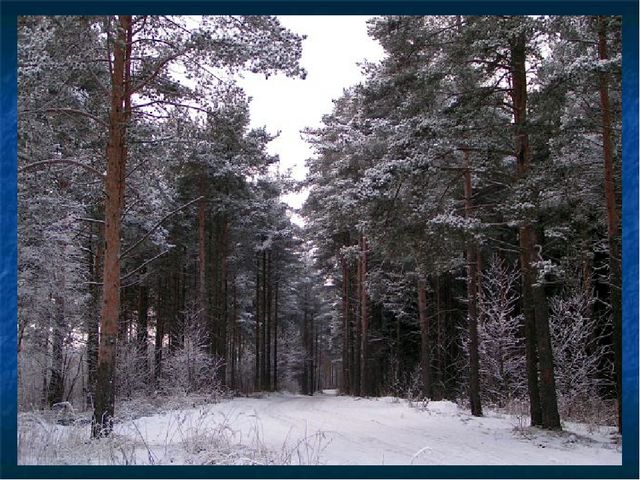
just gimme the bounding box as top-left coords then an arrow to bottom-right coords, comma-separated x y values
237,16 -> 386,221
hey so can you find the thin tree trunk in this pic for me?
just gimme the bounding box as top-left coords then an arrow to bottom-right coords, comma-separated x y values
231,276 -> 238,390
261,248 -> 267,389
302,306 -> 309,395
198,183 -> 208,337
464,152 -> 482,417
86,221 -> 103,402
417,278 -> 432,399
274,277 -> 279,391
341,257 -> 351,394
359,235 -> 369,397
48,291 -> 65,406
137,283 -> 149,370
597,15 -> 622,434
93,15 -> 132,438
255,253 -> 261,391
265,250 -> 272,391
434,274 -> 444,401
314,324 -> 320,392
154,278 -> 165,384
219,217 -> 229,385
353,259 -> 361,396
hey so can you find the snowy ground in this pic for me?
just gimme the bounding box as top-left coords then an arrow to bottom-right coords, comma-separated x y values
18,390 -> 621,465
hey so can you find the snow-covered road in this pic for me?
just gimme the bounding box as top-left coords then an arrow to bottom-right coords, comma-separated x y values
118,390 -> 621,465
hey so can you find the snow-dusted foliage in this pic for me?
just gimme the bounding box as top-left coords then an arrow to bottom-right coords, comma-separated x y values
116,341 -> 152,401
160,306 -> 225,397
549,291 -> 614,422
477,257 -> 527,407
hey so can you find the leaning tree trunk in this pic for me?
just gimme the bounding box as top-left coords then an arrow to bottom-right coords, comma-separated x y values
92,15 -> 132,438
463,151 -> 482,417
597,15 -> 622,434
510,32 -> 560,430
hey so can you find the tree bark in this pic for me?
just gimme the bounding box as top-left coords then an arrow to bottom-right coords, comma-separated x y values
273,277 -> 279,391
510,32 -> 560,430
230,276 -> 238,390
261,248 -> 267,389
353,256 -> 361,396
417,278 -> 432,399
48,291 -> 66,406
154,278 -> 165,384
265,250 -> 272,390
597,15 -> 622,434
359,235 -> 369,397
255,253 -> 261,391
463,152 -> 483,417
434,275 -> 445,401
92,15 -> 132,438
341,257 -> 351,395
198,180 -> 208,337
86,221 -> 103,403
137,283 -> 149,369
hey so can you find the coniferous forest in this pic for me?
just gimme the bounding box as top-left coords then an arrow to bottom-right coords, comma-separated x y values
17,15 -> 623,465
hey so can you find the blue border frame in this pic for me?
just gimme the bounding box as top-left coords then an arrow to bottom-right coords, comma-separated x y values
1,1 -> 638,478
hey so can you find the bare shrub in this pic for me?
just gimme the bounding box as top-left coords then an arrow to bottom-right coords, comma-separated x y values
159,307 -> 224,398
550,290 -> 614,424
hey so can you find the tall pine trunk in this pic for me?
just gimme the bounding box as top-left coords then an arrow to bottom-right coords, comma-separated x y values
597,15 -> 622,434
92,15 -> 132,437
510,32 -> 560,430
463,151 -> 482,417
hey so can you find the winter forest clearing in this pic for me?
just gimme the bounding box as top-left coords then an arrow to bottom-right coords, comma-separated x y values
18,15 -> 622,466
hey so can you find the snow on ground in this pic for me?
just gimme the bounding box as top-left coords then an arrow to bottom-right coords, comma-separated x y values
18,390 -> 621,465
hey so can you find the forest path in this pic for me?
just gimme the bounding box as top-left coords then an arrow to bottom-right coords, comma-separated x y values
154,390 -> 621,465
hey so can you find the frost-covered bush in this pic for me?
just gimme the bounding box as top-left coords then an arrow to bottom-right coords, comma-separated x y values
477,256 -> 527,407
549,290 -> 614,422
160,309 -> 224,397
116,340 -> 151,400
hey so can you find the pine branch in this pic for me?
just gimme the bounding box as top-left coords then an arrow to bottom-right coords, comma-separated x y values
18,154 -> 105,179
120,195 -> 204,259
120,249 -> 171,283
